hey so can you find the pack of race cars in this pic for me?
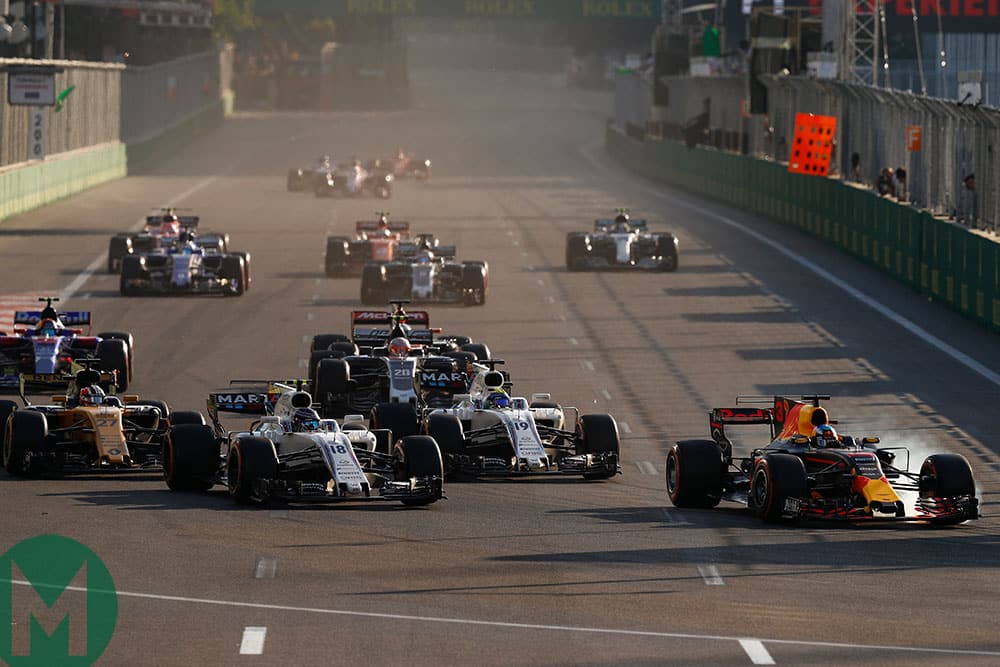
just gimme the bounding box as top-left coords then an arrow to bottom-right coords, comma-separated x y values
0,187 -> 980,526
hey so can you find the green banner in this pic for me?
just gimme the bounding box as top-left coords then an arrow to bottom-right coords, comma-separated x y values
254,0 -> 661,19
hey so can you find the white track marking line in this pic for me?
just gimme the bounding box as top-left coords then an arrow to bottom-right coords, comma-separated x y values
254,558 -> 277,580
635,461 -> 657,475
581,142 -> 1000,389
269,509 -> 288,519
302,335 -> 311,343
557,314 -> 567,322
239,627 -> 267,655
545,295 -> 556,304
567,337 -> 579,346
580,360 -> 594,372
526,265 -> 535,271
661,508 -> 692,526
535,278 -> 544,286
619,421 -> 631,434
297,359 -> 308,368
6,578 -> 997,658
697,565 -> 725,586
599,389 -> 612,401
739,639 -> 775,664
306,313 -> 315,321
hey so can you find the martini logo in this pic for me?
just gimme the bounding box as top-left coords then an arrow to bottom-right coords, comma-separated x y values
0,535 -> 117,666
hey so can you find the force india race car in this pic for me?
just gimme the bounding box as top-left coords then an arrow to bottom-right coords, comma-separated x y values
107,210 -> 231,274
665,395 -> 980,524
420,362 -> 622,480
313,160 -> 393,199
0,298 -> 132,393
119,233 -> 251,297
566,211 -> 678,272
2,368 -> 178,476
325,215 -> 418,277
162,381 -> 444,506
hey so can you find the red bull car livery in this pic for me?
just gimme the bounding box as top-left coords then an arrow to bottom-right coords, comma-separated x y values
665,395 -> 979,525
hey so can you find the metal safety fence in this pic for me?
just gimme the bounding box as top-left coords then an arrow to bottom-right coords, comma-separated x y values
0,59 -> 123,169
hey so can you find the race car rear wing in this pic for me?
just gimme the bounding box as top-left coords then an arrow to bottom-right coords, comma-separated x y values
146,215 -> 199,228
595,219 -> 648,232
14,311 -> 91,327
709,407 -> 776,443
356,220 -> 410,235
351,310 -> 430,328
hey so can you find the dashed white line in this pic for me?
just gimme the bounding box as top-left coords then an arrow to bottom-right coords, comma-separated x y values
544,296 -> 556,304
254,558 -> 277,580
526,265 -> 535,271
697,565 -> 725,586
314,278 -> 322,286
567,337 -> 579,346
297,359 -> 308,368
239,627 -> 267,655
661,508 -> 692,526
739,639 -> 775,665
580,360 -> 594,372
302,335 -> 311,343
269,509 -> 289,519
310,295 -> 320,304
619,421 -> 632,434
557,314 -> 567,322
599,389 -> 612,401
635,461 -> 657,475
306,312 -> 316,321
535,279 -> 544,286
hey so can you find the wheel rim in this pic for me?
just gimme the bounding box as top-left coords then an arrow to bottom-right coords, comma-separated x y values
751,468 -> 768,510
227,450 -> 241,496
666,454 -> 679,496
661,254 -> 676,270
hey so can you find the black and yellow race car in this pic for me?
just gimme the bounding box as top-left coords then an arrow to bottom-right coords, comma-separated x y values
665,395 -> 979,525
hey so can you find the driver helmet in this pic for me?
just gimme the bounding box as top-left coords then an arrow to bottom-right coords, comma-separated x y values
37,318 -> 59,336
318,155 -> 331,164
485,391 -> 511,410
416,251 -> 433,264
79,385 -> 106,407
613,212 -> 630,232
178,231 -> 196,244
388,337 -> 411,359
291,407 -> 322,433
813,424 -> 839,449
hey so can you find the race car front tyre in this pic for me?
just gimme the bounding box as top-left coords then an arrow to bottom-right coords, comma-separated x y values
287,169 -> 304,191
0,400 -> 17,433
749,454 -> 808,523
460,342 -> 491,362
566,233 -> 589,271
108,236 -> 131,273
919,453 -> 976,499
96,331 -> 134,382
371,402 -> 420,444
314,358 -> 350,418
665,440 -> 724,508
164,424 -> 217,492
325,237 -> 351,278
171,411 -> 206,426
461,263 -> 487,306
233,252 -> 252,290
220,256 -> 246,296
361,264 -> 387,305
4,410 -> 46,477
97,339 -> 129,392
425,414 -> 465,474
575,414 -> 620,480
120,255 -> 144,296
394,436 -> 443,506
228,437 -> 278,504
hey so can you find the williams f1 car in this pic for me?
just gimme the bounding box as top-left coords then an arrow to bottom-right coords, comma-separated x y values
119,232 -> 251,296
313,160 -> 392,199
325,214 -> 419,277
566,211 -> 678,272
108,209 -> 230,273
665,395 -> 980,524
420,362 -> 621,479
162,381 -> 444,506
0,298 -> 132,393
2,368 -> 179,476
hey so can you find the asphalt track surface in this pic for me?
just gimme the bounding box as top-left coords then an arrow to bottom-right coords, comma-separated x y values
2,69 -> 1000,666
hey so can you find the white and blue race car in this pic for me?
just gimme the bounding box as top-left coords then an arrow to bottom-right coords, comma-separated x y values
566,211 -> 678,272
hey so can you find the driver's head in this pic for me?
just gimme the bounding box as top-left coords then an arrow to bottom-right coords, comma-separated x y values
813,424 -> 839,448
38,318 -> 59,336
79,385 -> 105,407
291,407 -> 321,433
485,391 -> 510,410
388,337 -> 411,359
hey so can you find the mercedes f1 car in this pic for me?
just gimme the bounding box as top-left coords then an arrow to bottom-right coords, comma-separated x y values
325,214 -> 419,277
419,362 -> 621,480
313,160 -> 392,199
119,233 -> 251,296
286,156 -> 336,192
162,380 -> 444,506
0,298 -> 132,393
2,368 -> 179,476
108,209 -> 230,274
566,211 -> 678,272
665,395 -> 980,525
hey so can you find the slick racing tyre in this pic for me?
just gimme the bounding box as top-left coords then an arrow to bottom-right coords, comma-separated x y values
164,424 -> 217,492
425,414 -> 465,475
314,358 -> 350,418
233,252 -> 252,290
108,236 -> 131,273
371,402 -> 420,443
311,333 -> 352,353
665,440 -> 724,508
461,263 -> 487,306
220,255 -> 247,296
575,414 -> 620,480
4,410 -> 47,477
919,453 -> 976,498
96,331 -> 134,383
460,342 -> 491,362
749,454 -> 808,523
97,339 -> 130,392
565,233 -> 589,272
120,255 -> 145,296
228,437 -> 278,505
171,411 -> 206,426
287,168 -> 304,191
325,237 -> 351,278
656,235 -> 679,272
394,436 -> 443,506
361,264 -> 387,305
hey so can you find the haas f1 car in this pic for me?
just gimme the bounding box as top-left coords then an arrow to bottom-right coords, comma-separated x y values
566,211 -> 678,272
325,215 -> 416,277
0,298 -> 132,393
108,210 -> 230,274
163,381 -> 444,506
119,233 -> 251,297
665,395 -> 980,525
2,368 -> 175,476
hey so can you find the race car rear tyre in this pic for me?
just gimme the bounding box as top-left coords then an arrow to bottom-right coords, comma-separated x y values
314,358 -> 350,418
460,343 -> 491,362
164,424 -> 217,492
310,351 -> 343,390
0,400 -> 17,432
108,236 -> 131,273
749,454 -> 808,523
233,252 -> 252,291
575,414 -> 620,480
228,436 -> 278,505
461,263 -> 487,306
311,333 -> 352,353
4,410 -> 46,477
171,411 -> 206,426
371,402 -> 420,443
361,264 -> 387,305
919,453 -> 976,499
287,169 -> 304,191
665,440 -> 724,508
97,332 -> 134,382
394,436 -> 443,506
565,233 -> 589,271
425,414 -> 465,472
655,236 -> 679,272
220,256 -> 246,296
443,351 -> 476,367
325,237 -> 351,278
97,339 -> 130,392
120,255 -> 144,296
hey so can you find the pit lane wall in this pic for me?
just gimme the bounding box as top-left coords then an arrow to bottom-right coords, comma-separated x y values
606,125 -> 1000,333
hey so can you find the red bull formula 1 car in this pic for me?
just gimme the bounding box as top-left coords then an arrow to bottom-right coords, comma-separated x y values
665,395 -> 979,525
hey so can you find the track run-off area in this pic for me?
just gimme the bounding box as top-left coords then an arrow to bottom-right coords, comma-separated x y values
1,69 -> 999,666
